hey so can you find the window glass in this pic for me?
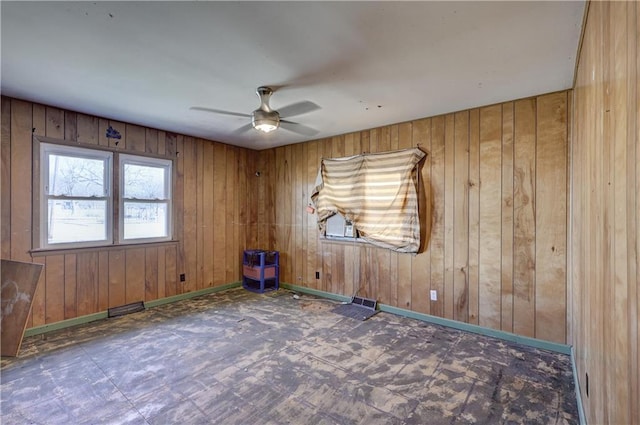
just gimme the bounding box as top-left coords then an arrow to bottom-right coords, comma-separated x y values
47,200 -> 108,244
48,154 -> 106,196
123,202 -> 169,239
123,163 -> 167,199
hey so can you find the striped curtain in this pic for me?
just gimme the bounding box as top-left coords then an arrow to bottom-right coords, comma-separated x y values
311,148 -> 426,253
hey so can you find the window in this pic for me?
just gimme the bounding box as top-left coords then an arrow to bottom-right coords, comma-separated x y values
41,144 -> 113,248
120,154 -> 172,243
39,142 -> 172,250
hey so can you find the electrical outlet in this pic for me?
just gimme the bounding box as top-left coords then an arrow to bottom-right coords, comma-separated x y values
430,290 -> 437,301
180,273 -> 186,282
315,271 -> 320,279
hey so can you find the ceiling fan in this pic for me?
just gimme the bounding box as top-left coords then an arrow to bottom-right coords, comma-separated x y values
191,86 -> 320,136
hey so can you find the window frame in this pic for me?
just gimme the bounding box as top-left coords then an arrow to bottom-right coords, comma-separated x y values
119,154 -> 173,245
33,136 -> 175,252
39,142 -> 114,250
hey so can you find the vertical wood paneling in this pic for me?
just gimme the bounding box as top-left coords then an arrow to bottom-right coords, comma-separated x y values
237,148 -> 248,273
182,136 -> 197,293
196,139 -> 205,289
513,98 -> 537,337
63,254 -> 76,319
225,146 -> 237,284
501,102 -> 514,333
235,147 -> 244,278
453,111 -> 469,322
12,100 -> 34,328
571,1 -> 639,423
157,130 -> 166,156
64,112 -> 77,142
76,114 -> 99,145
478,105 -> 502,330
174,134 -> 184,293
45,107 -> 64,139
397,123 -> 413,309
1,97 -> 11,259
165,245 -> 177,297
76,252 -> 97,317
33,104 -> 45,138
535,92 -> 567,343
412,119 -> 431,314
284,145 -> 294,286
10,99 -> 32,262
125,248 -> 145,303
156,247 -> 166,299
97,251 -> 109,311
44,255 -> 64,323
98,119 -> 109,147
108,251 -> 125,308
202,141 -> 214,287
443,114 -> 455,319
145,247 -> 158,301
294,142 -> 304,287
468,109 -> 480,324
212,143 -> 226,285
306,141 -> 318,288
429,116 -> 446,317
145,128 -> 158,154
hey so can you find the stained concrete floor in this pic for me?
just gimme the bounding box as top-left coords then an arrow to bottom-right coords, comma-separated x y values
1,288 -> 578,424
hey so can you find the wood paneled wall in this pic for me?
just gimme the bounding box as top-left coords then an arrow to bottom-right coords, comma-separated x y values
571,2 -> 639,424
257,91 -> 570,344
1,96 -> 258,329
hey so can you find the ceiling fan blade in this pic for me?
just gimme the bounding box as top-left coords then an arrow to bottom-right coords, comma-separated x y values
190,107 -> 251,118
280,120 -> 319,137
232,123 -> 255,135
278,101 -> 320,119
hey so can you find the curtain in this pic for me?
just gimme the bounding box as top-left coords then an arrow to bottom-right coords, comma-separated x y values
311,147 -> 426,253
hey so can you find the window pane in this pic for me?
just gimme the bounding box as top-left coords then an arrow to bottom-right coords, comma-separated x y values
124,164 -> 167,199
47,200 -> 107,244
49,154 -> 105,197
123,202 -> 168,240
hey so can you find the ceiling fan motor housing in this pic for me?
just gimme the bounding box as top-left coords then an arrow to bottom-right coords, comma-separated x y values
252,86 -> 280,132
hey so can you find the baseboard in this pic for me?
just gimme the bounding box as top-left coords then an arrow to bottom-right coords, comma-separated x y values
281,282 -> 571,355
23,282 -> 242,338
143,282 -> 241,308
571,346 -> 588,425
23,312 -> 110,338
281,283 -> 352,303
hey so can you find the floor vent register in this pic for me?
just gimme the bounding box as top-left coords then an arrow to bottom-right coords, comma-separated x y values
331,296 -> 378,321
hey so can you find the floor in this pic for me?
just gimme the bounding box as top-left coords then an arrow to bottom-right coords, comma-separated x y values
1,288 -> 578,424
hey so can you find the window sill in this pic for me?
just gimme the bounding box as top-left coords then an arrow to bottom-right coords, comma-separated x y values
319,236 -> 368,246
30,240 -> 180,257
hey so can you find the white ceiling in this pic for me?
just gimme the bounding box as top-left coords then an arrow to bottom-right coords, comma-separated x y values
1,1 -> 585,150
